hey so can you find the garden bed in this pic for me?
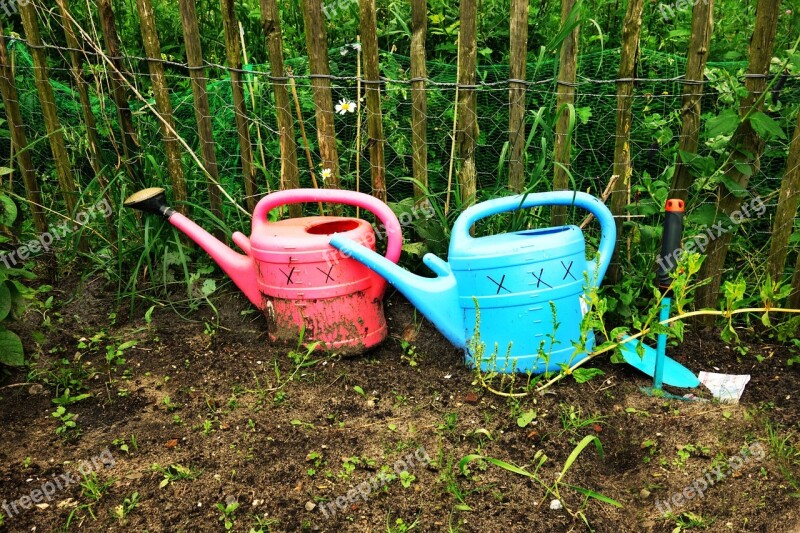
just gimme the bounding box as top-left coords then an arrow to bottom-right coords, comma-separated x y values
0,278 -> 798,532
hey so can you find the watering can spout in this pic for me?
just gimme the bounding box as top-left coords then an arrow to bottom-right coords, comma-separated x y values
124,188 -> 262,308
330,235 -> 465,349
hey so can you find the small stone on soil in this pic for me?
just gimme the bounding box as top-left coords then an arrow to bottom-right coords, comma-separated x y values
549,499 -> 563,510
305,501 -> 316,511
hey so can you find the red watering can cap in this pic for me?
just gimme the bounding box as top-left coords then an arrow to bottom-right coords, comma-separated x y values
665,199 -> 685,213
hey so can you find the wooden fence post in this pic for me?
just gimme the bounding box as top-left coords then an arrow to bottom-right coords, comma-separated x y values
178,0 -> 223,228
767,107 -> 800,286
136,0 -> 189,215
56,0 -> 104,182
508,0 -> 528,194
607,0 -> 644,283
260,0 -> 301,217
456,0 -> 478,208
695,0 -> 780,313
221,0 -> 257,213
410,0 -> 428,200
552,0 -> 579,224
301,0 -> 340,190
668,0 -> 714,201
359,0 -> 386,202
0,21 -> 47,235
19,3 -> 83,231
97,0 -> 143,185
790,241 -> 800,310
57,0 -> 117,242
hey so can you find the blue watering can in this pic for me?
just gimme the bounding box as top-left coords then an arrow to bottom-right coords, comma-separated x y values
330,191 -> 616,374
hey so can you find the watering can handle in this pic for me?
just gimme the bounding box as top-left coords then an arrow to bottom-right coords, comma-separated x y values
450,191 -> 616,286
251,189 -> 403,263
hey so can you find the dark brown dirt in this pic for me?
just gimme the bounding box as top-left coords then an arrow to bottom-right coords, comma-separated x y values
0,277 -> 798,532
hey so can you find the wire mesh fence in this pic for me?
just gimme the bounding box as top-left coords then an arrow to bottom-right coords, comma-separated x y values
1,14 -> 798,283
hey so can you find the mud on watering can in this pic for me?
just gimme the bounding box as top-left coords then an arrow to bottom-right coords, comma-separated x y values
331,191 -> 616,373
124,188 -> 402,353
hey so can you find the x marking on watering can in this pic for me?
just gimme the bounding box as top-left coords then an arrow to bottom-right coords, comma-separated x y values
316,265 -> 336,284
532,269 -> 552,289
487,274 -> 511,295
561,260 -> 577,280
280,267 -> 297,285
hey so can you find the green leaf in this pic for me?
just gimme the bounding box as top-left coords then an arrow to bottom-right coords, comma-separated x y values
0,282 -> 10,322
719,175 -> 749,198
118,340 -> 138,351
353,385 -> 365,396
0,194 -> 17,226
201,279 -> 217,297
0,329 -> 24,366
678,150 -> 716,176
516,409 -> 537,428
559,435 -> 604,481
706,109 -> 740,138
575,107 -> 592,125
458,454 -> 533,478
748,111 -> 786,141
572,367 -> 605,383
564,483 -> 623,507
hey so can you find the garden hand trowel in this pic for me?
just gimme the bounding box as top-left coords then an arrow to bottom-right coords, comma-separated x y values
618,199 -> 700,389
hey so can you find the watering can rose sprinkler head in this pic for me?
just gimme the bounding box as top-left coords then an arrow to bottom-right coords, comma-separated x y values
124,187 -> 176,218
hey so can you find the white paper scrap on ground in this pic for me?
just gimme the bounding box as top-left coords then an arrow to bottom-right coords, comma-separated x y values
698,372 -> 751,403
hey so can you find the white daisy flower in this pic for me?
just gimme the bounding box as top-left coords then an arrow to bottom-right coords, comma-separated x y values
335,99 -> 356,114
320,168 -> 332,181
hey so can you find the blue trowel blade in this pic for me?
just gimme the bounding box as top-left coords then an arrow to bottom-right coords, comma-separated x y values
618,336 -> 700,389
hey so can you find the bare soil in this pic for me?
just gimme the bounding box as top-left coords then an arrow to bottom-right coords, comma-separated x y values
0,277 -> 798,532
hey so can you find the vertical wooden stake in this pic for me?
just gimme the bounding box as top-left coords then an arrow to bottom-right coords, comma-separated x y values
0,21 -> 47,235
221,0 -> 257,213
695,0 -> 781,312
178,0 -> 223,227
19,1 -> 84,249
552,0 -> 579,224
289,76 -> 324,215
607,0 -> 645,283
260,0 -> 300,216
410,0 -> 428,200
136,0 -> 189,214
97,0 -> 142,185
239,23 -> 270,192
56,0 -> 105,183
301,0 -> 340,190
768,111 -> 800,286
508,0 -> 529,194
456,0 -> 478,208
359,0 -> 386,202
669,0 -> 714,201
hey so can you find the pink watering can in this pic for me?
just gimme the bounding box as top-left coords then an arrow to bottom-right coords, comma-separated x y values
124,188 -> 402,353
